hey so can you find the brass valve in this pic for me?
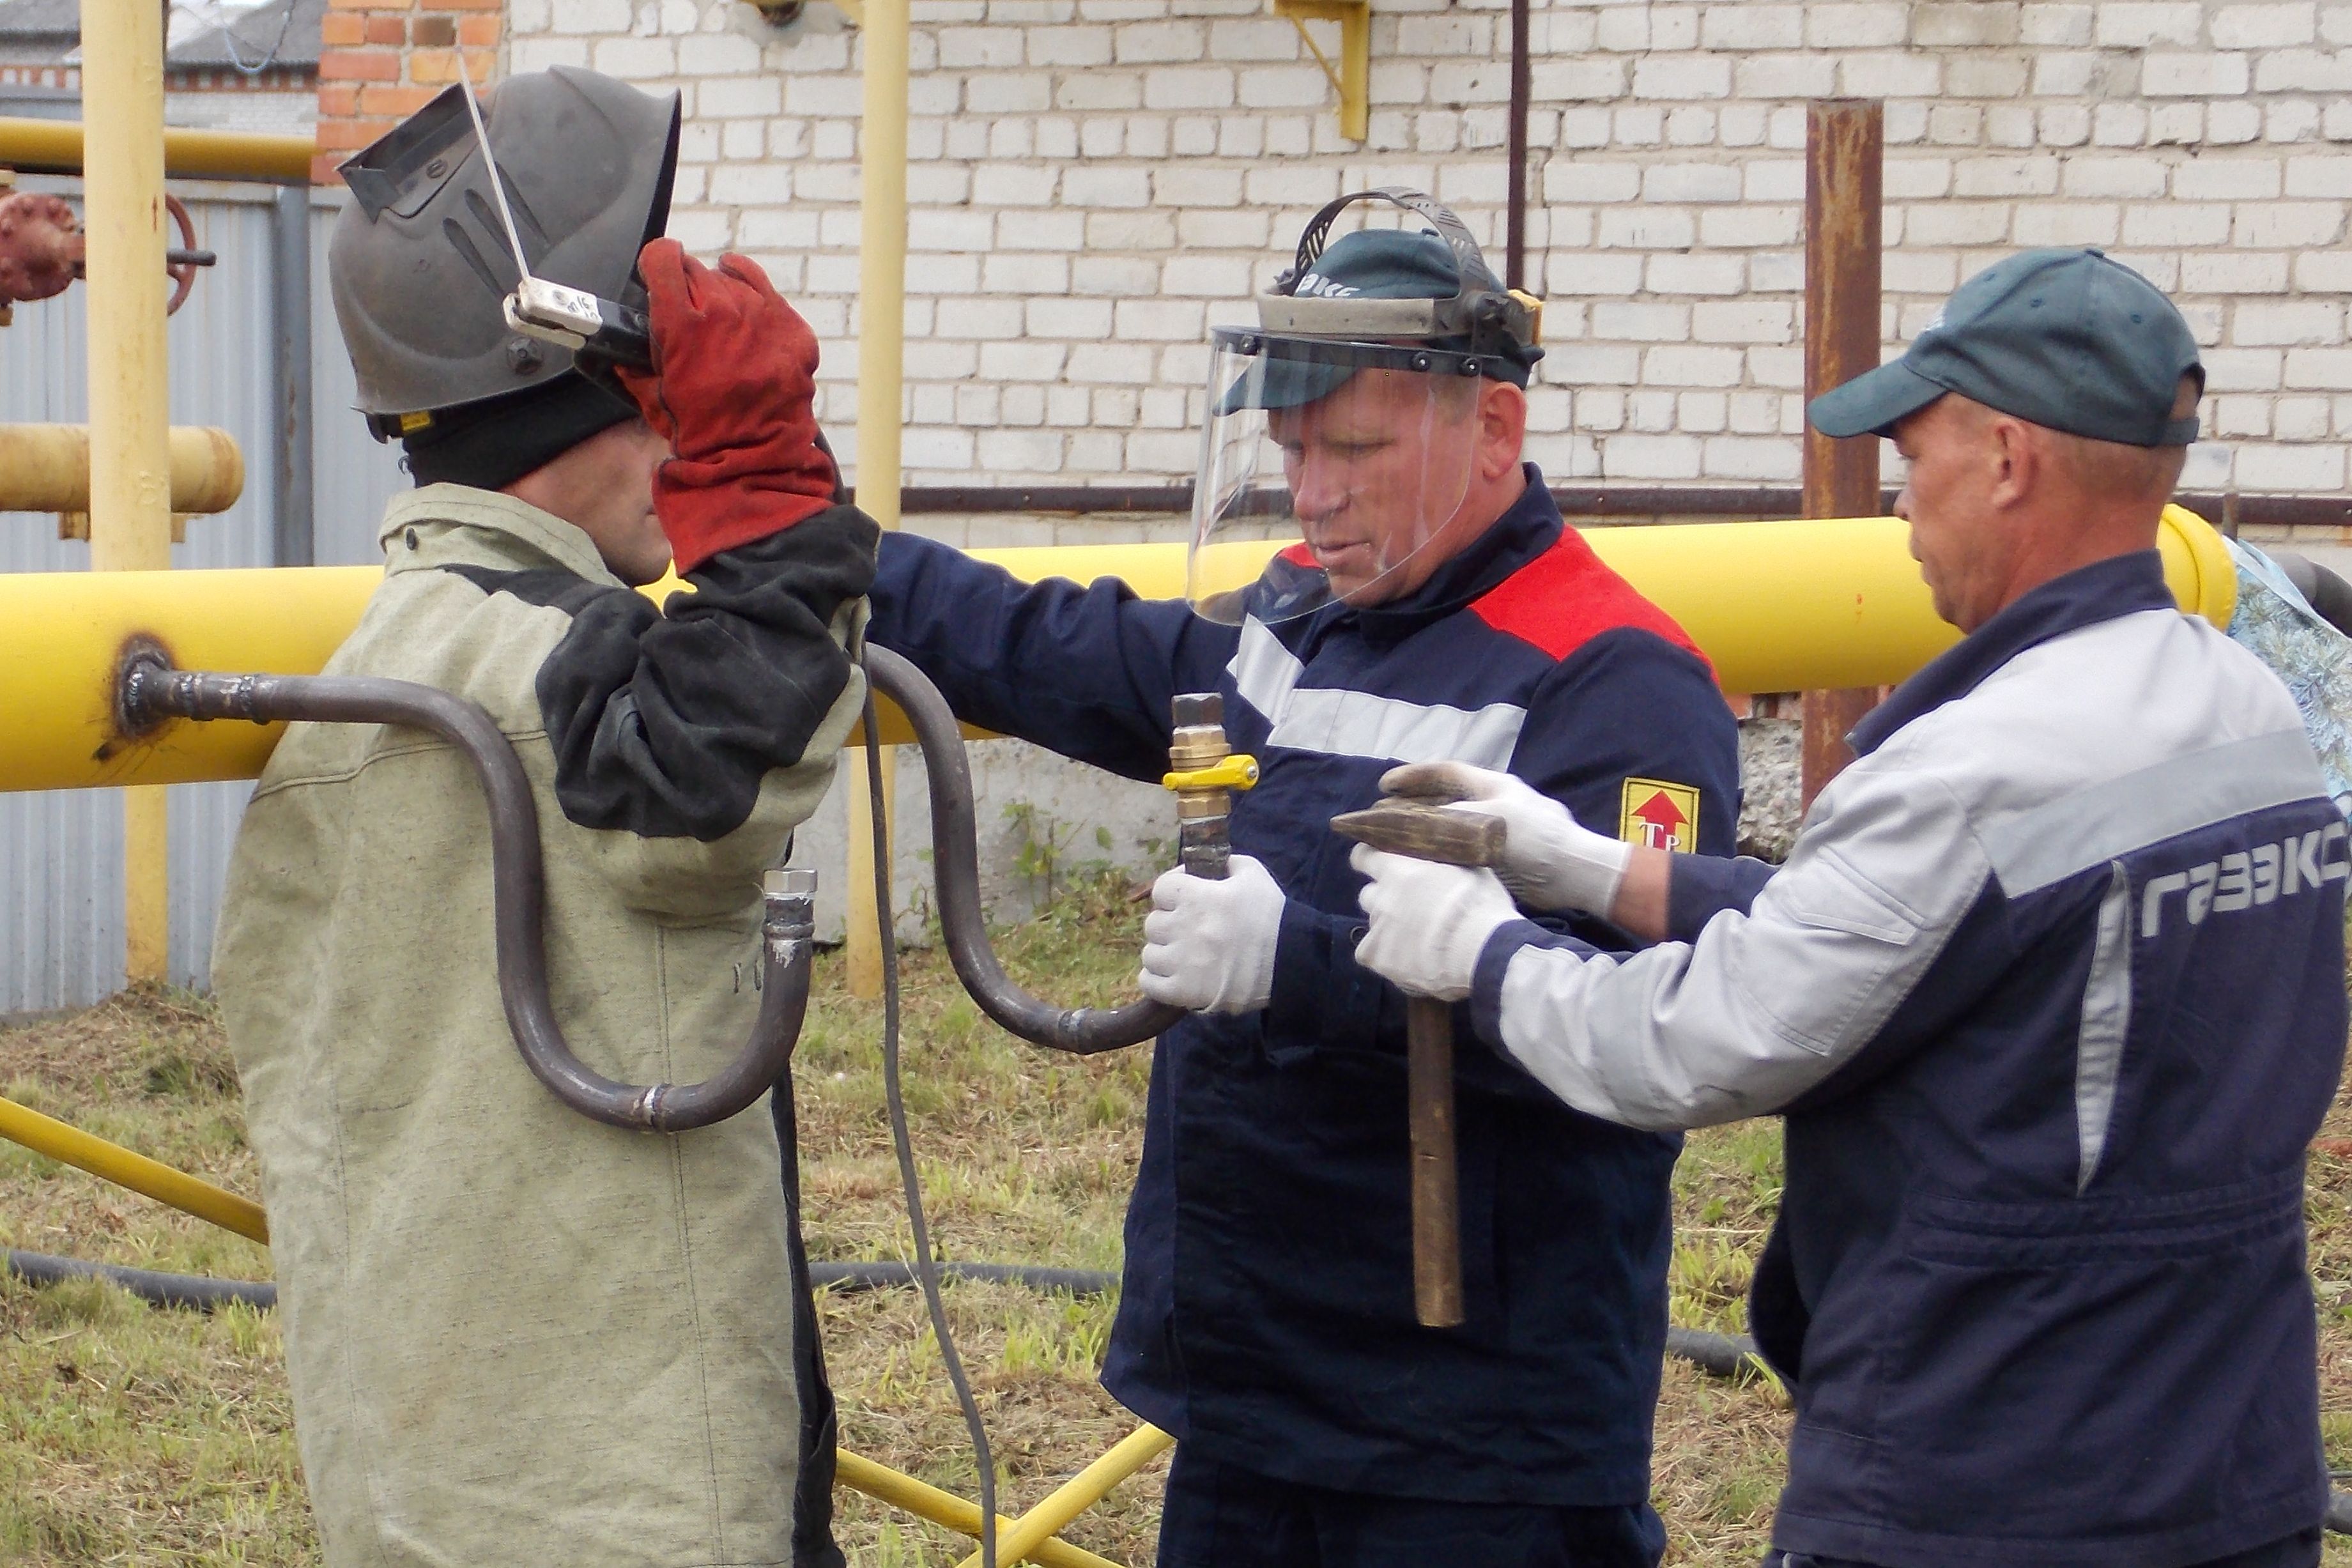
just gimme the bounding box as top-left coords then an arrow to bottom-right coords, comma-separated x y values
1163,692 -> 1258,881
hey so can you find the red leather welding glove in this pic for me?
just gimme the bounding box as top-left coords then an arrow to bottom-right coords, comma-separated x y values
615,238 -> 839,576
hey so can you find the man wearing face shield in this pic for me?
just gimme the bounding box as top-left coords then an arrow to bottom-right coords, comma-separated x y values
864,191 -> 1738,1566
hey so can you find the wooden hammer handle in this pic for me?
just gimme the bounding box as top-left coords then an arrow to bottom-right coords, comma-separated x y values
1406,995 -> 1465,1328
1334,797 -> 1496,1327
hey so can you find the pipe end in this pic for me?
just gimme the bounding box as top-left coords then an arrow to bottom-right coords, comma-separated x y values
109,636 -> 175,744
763,866 -> 818,935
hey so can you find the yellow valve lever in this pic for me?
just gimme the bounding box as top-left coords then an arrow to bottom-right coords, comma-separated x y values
1162,754 -> 1260,793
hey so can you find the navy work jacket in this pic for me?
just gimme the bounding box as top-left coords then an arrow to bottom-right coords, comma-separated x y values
865,470 -> 1739,1503
1473,554 -> 2346,1562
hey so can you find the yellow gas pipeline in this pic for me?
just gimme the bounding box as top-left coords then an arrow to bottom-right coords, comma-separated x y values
987,503 -> 2235,697
0,505 -> 2234,796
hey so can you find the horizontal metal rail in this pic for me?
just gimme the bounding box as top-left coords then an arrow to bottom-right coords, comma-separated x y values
895,482 -> 2351,534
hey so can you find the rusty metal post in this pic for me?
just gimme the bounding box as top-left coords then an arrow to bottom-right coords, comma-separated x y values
1799,99 -> 1886,808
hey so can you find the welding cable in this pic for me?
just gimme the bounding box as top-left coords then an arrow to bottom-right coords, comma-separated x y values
861,684 -> 999,1568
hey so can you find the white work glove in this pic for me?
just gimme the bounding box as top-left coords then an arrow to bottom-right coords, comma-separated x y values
1139,853 -> 1284,1014
1381,760 -> 1631,919
1349,843 -> 1520,1003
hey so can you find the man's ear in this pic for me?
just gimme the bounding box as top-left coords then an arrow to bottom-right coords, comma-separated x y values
1986,413 -> 2038,511
1479,381 -> 1529,480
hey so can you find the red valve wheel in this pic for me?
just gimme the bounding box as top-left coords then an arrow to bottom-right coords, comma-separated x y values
164,193 -> 199,316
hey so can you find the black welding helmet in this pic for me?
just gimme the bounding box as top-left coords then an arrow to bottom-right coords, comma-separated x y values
329,66 -> 678,450
1189,188 -> 1544,624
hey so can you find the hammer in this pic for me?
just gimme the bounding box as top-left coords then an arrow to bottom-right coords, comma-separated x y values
1330,797 -> 1507,1329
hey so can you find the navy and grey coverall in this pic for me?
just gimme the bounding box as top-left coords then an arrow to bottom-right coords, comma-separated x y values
866,472 -> 1741,1565
1471,553 -> 2347,1568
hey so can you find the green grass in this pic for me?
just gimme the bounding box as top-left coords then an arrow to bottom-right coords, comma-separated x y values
2,886 -> 2349,1564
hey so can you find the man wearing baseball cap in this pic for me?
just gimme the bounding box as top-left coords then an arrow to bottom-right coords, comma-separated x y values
1352,249 -> 2346,1567
862,193 -> 1739,1565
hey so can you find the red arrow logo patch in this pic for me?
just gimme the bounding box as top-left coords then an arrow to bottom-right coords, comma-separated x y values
1619,778 -> 1700,854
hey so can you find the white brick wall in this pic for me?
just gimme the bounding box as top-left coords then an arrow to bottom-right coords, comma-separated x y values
511,0 -> 2352,494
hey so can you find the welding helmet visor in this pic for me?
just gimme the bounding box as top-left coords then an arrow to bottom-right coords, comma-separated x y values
1189,327 -> 1486,626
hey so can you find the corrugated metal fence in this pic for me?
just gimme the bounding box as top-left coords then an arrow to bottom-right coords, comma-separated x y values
0,177 -> 405,1011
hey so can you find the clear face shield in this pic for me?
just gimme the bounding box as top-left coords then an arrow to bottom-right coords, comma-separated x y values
1189,328 -> 1488,626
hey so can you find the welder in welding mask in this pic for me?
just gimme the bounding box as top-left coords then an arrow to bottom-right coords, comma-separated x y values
213,66 -> 866,1568
857,189 -> 1739,1568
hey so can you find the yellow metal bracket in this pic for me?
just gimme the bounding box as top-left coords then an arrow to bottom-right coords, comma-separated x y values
1271,0 -> 1369,142
1161,753 -> 1259,794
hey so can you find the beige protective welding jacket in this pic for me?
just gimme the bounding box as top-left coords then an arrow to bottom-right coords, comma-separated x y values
214,484 -> 875,1568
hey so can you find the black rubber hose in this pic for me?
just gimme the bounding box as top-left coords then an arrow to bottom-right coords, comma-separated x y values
0,1251 -> 1114,1314
1,1249 -> 1767,1380
862,645 -> 1183,1055
3,1245 -> 1749,1366
114,657 -> 816,1133
3,1247 -> 275,1311
20,1244 -> 2350,1537
1664,1325 -> 1761,1378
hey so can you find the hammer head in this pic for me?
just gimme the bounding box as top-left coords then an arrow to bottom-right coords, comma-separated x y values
1330,798 -> 1505,868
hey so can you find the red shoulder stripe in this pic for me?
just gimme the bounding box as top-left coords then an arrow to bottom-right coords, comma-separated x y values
1470,526 -> 1714,677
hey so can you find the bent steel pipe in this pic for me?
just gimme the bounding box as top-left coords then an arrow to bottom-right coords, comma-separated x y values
861,645 -> 1181,1055
117,657 -> 813,1133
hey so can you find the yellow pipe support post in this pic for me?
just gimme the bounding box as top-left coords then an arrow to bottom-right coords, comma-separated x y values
833,1449 -> 1125,1568
0,423 -> 245,514
0,507 -> 2236,796
79,0 -> 176,983
847,0 -> 911,1000
951,1424 -> 1176,1568
0,1095 -> 268,1243
0,116 -> 314,182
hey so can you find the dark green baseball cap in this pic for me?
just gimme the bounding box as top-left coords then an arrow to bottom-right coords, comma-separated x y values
1217,227 -> 1541,413
1808,248 -> 2202,447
